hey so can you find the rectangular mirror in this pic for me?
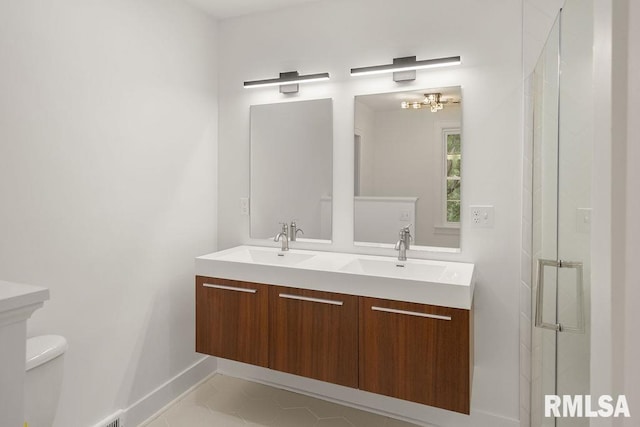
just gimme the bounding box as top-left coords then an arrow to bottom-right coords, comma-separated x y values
250,98 -> 333,241
354,87 -> 461,249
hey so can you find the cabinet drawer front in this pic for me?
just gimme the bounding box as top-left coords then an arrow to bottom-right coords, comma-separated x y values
359,297 -> 471,414
270,287 -> 359,388
195,276 -> 269,367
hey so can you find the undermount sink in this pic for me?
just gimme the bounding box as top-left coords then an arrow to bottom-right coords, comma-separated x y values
196,245 -> 475,309
215,246 -> 316,266
339,258 -> 447,281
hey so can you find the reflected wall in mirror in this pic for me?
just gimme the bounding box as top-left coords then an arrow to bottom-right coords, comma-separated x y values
250,99 -> 333,241
354,87 -> 461,249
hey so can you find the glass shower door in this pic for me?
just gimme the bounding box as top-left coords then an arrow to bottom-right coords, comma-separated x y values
531,13 -> 561,426
531,1 -> 592,426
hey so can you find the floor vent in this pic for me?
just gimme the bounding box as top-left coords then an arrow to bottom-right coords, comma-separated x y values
103,418 -> 120,427
92,410 -> 124,427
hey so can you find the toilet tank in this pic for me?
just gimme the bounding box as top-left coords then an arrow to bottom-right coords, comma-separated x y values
25,335 -> 67,427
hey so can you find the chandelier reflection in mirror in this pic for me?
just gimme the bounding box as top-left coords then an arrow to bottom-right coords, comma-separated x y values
401,93 -> 455,112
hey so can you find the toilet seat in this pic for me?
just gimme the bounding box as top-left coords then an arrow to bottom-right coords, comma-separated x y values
26,335 -> 68,372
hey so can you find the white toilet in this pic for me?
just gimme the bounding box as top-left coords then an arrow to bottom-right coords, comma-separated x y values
24,335 -> 68,427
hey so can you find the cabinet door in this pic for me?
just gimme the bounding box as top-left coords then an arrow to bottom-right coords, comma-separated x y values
270,286 -> 359,388
359,297 -> 472,414
195,276 -> 269,367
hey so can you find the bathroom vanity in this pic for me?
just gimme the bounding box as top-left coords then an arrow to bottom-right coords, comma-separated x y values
195,246 -> 474,414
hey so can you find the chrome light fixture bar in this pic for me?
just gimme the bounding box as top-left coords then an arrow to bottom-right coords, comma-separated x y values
244,71 -> 330,93
350,56 -> 461,81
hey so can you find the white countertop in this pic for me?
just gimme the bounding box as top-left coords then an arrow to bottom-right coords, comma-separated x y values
196,246 -> 475,309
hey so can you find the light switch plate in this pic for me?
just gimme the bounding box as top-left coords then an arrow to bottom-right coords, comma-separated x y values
470,205 -> 494,228
576,207 -> 591,233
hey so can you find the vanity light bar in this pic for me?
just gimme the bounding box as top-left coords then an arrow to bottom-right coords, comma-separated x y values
350,56 -> 461,77
243,71 -> 330,89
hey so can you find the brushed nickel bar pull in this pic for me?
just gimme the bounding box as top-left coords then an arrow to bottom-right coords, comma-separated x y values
558,259 -> 585,333
278,293 -> 343,306
535,259 -> 561,331
371,306 -> 452,321
534,258 -> 585,333
203,283 -> 257,294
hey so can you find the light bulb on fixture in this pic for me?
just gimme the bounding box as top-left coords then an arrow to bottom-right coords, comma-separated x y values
401,93 -> 447,112
401,101 -> 423,109
243,71 -> 330,93
350,56 -> 461,82
425,93 -> 444,111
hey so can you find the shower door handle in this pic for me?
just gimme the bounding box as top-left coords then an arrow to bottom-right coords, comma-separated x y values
535,259 -> 585,333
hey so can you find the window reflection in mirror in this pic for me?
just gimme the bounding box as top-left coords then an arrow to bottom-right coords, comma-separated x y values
353,87 -> 462,249
250,99 -> 333,242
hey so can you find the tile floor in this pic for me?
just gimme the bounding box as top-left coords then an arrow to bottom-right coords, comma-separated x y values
140,374 -> 426,427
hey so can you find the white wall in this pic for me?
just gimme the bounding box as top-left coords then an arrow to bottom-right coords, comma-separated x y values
218,0 -> 523,425
0,1 -> 218,426
623,0 -> 639,422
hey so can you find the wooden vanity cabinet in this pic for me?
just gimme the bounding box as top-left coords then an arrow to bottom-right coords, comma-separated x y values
195,276 -> 269,367
195,275 -> 473,414
269,286 -> 359,388
359,297 -> 473,414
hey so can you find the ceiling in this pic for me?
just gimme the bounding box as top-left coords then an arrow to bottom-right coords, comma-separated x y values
181,0 -> 319,19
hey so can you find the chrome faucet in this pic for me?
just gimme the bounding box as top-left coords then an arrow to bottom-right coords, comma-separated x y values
289,221 -> 304,242
395,225 -> 413,261
274,223 -> 289,251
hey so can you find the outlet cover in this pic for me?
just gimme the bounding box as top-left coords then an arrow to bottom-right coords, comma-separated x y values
240,197 -> 250,215
470,205 -> 494,228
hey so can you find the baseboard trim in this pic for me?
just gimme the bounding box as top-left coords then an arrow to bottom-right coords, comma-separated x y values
216,359 -> 520,427
97,356 -> 518,427
122,356 -> 217,427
